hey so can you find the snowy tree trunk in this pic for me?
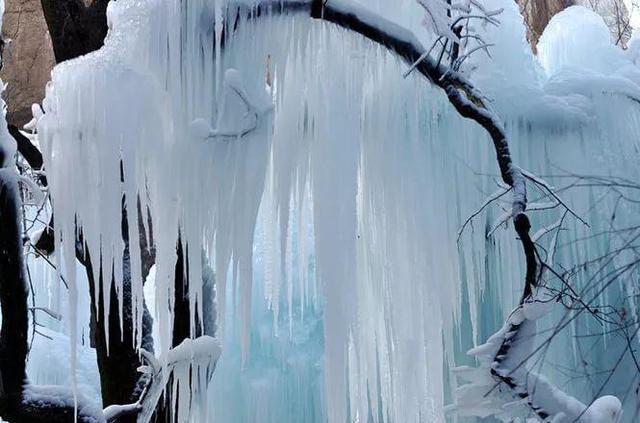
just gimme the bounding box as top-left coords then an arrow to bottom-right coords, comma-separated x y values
151,238 -> 206,422
83,255 -> 152,413
82,201 -> 155,420
9,108 -> 152,421
0,170 -> 29,421
33,5 -> 159,417
172,238 -> 204,347
0,170 -> 104,422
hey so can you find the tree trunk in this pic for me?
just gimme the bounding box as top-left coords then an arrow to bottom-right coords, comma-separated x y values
0,170 -> 102,422
82,201 -> 155,422
40,0 -> 109,63
0,170 -> 29,420
35,4 -> 157,419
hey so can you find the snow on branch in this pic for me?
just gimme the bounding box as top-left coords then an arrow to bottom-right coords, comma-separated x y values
134,336 -> 222,423
190,68 -> 273,141
448,289 -> 623,422
90,336 -> 222,422
415,0 -> 502,72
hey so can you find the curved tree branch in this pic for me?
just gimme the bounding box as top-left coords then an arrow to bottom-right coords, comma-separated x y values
228,0 -> 534,293
228,1 -> 542,418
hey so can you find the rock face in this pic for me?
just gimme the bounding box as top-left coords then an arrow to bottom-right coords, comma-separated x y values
0,0 -> 55,127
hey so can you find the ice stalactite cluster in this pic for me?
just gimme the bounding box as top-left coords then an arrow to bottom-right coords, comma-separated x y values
25,0 -> 640,421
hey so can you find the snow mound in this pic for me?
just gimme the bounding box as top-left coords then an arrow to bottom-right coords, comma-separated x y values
538,6 -> 627,77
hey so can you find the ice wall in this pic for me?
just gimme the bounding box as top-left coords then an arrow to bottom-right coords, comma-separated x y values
29,0 -> 640,422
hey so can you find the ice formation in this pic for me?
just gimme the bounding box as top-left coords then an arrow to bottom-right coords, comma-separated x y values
9,0 -> 640,422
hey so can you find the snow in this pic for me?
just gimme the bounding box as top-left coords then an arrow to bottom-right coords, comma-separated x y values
102,403 -> 142,421
538,6 -> 627,77
26,327 -> 102,406
585,396 -> 624,423
165,335 -> 222,365
22,385 -> 104,423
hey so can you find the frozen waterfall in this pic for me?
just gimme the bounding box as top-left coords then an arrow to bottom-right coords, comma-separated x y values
15,0 -> 640,421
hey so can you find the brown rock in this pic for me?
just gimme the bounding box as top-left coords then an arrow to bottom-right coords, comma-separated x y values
1,0 -> 55,127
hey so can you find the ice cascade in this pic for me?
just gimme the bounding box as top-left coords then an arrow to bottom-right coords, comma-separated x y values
29,0 -> 640,421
